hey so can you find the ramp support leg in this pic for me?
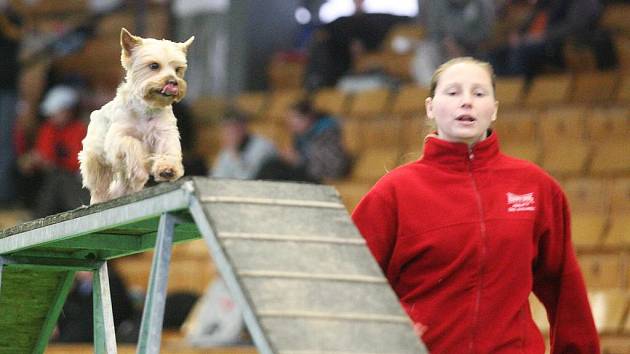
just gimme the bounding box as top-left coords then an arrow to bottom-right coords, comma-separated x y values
93,261 -> 118,354
136,212 -> 177,354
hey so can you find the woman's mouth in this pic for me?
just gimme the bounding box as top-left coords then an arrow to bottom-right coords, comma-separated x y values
456,115 -> 476,123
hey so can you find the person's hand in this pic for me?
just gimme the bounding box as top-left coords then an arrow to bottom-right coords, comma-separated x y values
508,31 -> 521,47
413,322 -> 427,337
280,147 -> 300,166
17,152 -> 37,174
523,33 -> 544,45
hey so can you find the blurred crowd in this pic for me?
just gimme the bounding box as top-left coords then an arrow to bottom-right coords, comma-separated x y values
0,0 -> 626,345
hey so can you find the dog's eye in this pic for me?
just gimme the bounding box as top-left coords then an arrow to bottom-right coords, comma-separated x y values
176,67 -> 184,75
149,63 -> 160,70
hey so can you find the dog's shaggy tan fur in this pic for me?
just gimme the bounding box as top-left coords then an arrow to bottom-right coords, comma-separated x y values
79,28 -> 194,204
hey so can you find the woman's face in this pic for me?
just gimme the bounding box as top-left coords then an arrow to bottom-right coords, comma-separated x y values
425,62 -> 498,146
287,109 -> 311,135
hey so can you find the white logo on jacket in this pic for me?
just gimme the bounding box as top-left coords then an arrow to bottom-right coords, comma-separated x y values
507,192 -> 536,212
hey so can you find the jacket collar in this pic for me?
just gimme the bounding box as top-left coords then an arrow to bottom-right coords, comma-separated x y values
421,130 -> 501,171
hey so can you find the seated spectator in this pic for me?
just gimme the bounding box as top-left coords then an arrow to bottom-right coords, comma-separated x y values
412,0 -> 496,86
17,85 -> 89,218
491,0 -> 612,78
256,100 -> 351,183
211,108 -> 278,180
54,268 -> 135,343
304,0 -> 413,90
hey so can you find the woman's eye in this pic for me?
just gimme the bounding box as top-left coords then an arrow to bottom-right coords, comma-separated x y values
447,91 -> 457,96
149,63 -> 160,70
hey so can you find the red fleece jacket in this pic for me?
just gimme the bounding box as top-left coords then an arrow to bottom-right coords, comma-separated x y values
352,132 -> 599,353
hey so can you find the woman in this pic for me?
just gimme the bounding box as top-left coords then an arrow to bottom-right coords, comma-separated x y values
352,57 -> 598,353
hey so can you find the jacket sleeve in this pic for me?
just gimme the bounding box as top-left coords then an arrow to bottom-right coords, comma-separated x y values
306,128 -> 349,181
532,188 -> 599,353
351,182 -> 397,273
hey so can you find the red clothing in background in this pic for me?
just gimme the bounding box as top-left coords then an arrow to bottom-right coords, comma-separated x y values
35,120 -> 86,173
352,132 -> 599,353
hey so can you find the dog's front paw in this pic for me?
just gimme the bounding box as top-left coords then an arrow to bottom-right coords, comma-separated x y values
152,157 -> 184,182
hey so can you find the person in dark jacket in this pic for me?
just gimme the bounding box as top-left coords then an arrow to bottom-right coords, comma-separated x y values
352,57 -> 599,353
256,100 -> 351,183
494,0 -> 608,78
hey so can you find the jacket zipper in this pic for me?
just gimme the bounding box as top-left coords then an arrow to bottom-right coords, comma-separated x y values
467,148 -> 488,354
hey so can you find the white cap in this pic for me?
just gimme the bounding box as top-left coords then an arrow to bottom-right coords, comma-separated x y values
41,85 -> 80,116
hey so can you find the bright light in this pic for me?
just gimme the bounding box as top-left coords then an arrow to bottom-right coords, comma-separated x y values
319,0 -> 418,23
295,7 -> 312,25
363,0 -> 418,17
319,0 -> 355,23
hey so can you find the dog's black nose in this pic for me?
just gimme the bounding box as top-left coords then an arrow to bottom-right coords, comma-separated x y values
160,169 -> 175,179
167,80 -> 178,86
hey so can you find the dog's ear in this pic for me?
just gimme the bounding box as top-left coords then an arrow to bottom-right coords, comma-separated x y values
120,28 -> 142,58
179,36 -> 195,53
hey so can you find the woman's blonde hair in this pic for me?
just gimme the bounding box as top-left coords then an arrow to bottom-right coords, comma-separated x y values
429,57 -> 496,98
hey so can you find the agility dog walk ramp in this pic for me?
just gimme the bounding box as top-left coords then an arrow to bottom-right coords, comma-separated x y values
0,177 -> 427,354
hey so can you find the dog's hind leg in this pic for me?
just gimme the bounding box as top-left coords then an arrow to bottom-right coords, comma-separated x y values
79,150 -> 113,204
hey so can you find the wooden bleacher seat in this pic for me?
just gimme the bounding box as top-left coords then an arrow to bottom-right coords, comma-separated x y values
523,74 -> 572,108
589,289 -> 628,334
601,4 -> 630,35
590,141 -> 630,176
351,147 -> 399,183
399,115 -> 431,152
13,0 -> 88,18
617,75 -> 630,103
537,106 -> 587,144
604,178 -> 630,247
494,110 -> 542,163
329,181 -> 372,212
346,88 -> 392,120
495,76 -> 525,108
390,84 -> 429,119
312,87 -> 349,117
563,178 -> 610,249
263,89 -> 305,122
586,107 -> 630,142
189,96 -> 226,123
113,255 -> 216,295
0,209 -> 31,230
248,121 -> 283,147
342,119 -> 363,155
577,253 -> 623,289
96,7 -> 169,38
538,107 -> 590,175
361,118 -> 402,150
234,91 -> 267,119
382,23 -> 425,53
570,71 -> 619,104
541,143 -> 590,177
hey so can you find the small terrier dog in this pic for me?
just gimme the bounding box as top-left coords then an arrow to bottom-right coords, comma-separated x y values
79,28 -> 194,204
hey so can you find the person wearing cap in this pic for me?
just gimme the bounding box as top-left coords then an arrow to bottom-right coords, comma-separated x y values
210,108 -> 278,180
17,84 -> 89,217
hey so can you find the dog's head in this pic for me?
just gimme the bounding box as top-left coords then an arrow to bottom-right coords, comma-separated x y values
120,28 -> 194,107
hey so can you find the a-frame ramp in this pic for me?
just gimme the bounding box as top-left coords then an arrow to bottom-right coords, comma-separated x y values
0,177 -> 427,354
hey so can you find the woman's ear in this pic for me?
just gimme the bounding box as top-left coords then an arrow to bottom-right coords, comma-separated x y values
425,97 -> 434,120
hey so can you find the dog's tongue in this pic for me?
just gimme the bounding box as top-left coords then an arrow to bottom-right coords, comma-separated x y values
161,83 -> 178,95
